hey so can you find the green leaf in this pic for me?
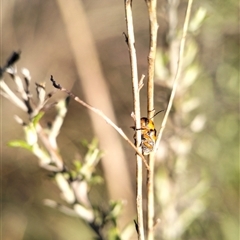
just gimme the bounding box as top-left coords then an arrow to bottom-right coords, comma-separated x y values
8,140 -> 32,151
73,160 -> 82,170
32,111 -> 45,126
89,175 -> 103,185
107,228 -> 121,240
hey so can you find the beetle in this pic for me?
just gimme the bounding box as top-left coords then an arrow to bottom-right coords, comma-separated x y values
132,110 -> 163,155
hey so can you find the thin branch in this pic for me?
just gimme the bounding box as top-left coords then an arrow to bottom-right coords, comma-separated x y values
155,0 -> 193,150
124,0 -> 145,239
48,98 -> 69,149
0,80 -> 28,112
50,76 -> 149,170
0,51 -> 21,77
35,123 -> 64,170
145,0 -> 159,239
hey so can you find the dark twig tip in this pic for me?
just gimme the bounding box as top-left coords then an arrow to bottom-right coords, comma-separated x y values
50,75 -> 61,89
6,51 -> 21,68
122,32 -> 129,45
134,219 -> 139,234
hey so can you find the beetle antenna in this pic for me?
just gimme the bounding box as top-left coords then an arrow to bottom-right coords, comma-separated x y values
151,110 -> 164,119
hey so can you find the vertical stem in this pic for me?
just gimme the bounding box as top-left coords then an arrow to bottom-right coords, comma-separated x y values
145,0 -> 158,239
146,0 -> 158,116
124,0 -> 144,239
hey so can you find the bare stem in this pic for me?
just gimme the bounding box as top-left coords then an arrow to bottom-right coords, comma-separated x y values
155,0 -> 193,150
145,0 -> 159,239
36,123 -> 64,170
124,0 -> 145,239
146,0 -> 158,119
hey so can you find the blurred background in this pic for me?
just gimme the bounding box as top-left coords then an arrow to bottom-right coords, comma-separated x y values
1,0 -> 238,239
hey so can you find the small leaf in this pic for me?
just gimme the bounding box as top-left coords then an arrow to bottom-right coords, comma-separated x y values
107,227 -> 121,240
89,175 -> 103,185
73,160 -> 82,171
189,7 -> 207,33
21,68 -> 31,82
109,200 -> 123,218
8,140 -> 32,151
32,111 -> 45,126
36,82 -> 46,105
81,139 -> 89,147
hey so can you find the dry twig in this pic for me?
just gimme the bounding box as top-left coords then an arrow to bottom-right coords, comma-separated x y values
124,0 -> 145,238
145,0 -> 159,239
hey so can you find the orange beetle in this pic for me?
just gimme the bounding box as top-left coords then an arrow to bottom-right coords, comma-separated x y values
132,112 -> 162,155
140,118 -> 156,155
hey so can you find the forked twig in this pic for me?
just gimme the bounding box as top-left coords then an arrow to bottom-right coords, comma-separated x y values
124,0 -> 145,238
